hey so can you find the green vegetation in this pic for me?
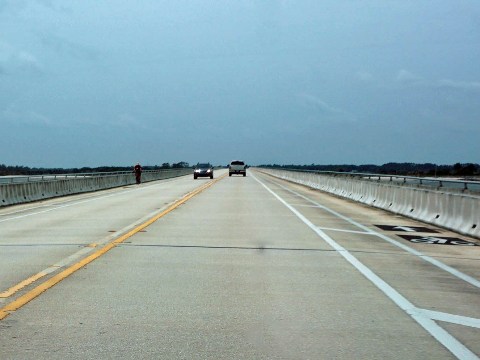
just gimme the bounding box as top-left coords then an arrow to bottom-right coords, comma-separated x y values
1,162 -> 479,178
0,162 -> 191,176
258,162 -> 480,177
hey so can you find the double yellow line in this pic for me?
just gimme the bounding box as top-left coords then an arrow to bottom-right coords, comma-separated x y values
0,175 -> 225,321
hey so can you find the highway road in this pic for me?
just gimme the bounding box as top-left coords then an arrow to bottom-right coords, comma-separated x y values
1,169 -> 479,359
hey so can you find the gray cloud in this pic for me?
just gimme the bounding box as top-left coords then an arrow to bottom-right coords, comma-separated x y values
0,0 -> 60,13
1,1 -> 479,167
17,51 -> 43,72
1,107 -> 52,126
395,69 -> 480,92
395,69 -> 425,85
297,94 -> 357,123
438,79 -> 480,91
356,71 -> 374,82
40,35 -> 99,61
0,41 -> 43,75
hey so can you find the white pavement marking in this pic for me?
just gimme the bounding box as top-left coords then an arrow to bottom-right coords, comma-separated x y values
252,173 -> 478,360
393,226 -> 418,232
317,227 -> 375,235
289,204 -> 322,208
273,180 -> 480,289
0,177 -> 184,222
0,247 -> 96,298
0,181 -> 190,297
0,192 -> 133,223
0,246 -> 101,298
418,309 -> 480,329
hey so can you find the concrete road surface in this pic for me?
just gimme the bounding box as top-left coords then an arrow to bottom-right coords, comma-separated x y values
1,169 -> 479,359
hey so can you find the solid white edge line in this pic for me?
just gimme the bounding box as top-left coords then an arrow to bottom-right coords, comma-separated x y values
0,177 -> 203,297
0,176 -> 186,223
251,173 -> 478,360
273,177 -> 480,289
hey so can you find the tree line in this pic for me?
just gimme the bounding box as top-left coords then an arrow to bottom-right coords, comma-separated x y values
258,162 -> 480,177
1,162 -> 479,177
0,162 -> 191,176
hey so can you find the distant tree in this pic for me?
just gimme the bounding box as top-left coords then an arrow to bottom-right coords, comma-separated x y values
3,162 -> 479,177
455,163 -> 477,176
453,163 -> 463,175
172,161 -> 189,168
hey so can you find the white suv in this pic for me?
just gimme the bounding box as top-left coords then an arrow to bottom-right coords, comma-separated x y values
229,160 -> 246,177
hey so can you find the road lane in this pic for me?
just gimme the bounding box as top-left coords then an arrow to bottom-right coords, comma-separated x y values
252,172 -> 480,358
0,173 -> 214,302
0,173 -> 225,321
1,169 -> 479,359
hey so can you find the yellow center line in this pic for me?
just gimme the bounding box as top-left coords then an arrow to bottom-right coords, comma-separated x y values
0,174 -> 226,321
0,272 -> 47,299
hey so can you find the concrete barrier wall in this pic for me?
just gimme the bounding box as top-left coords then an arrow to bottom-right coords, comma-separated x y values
259,169 -> 480,239
0,169 -> 191,207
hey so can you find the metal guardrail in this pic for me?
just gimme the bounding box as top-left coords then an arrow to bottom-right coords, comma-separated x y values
262,168 -> 480,193
0,169 -> 187,185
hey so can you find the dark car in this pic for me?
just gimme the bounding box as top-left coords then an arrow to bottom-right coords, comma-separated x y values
194,163 -> 214,179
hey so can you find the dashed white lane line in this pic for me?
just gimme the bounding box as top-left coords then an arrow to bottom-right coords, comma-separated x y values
252,173 -> 478,360
274,180 -> 480,289
317,227 -> 374,235
288,204 -> 322,208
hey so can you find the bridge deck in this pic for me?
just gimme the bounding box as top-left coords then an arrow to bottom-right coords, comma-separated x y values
1,169 -> 479,359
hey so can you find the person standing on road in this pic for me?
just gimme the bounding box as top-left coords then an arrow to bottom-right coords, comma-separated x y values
134,163 -> 142,184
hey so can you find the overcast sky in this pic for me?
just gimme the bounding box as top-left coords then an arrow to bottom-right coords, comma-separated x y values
1,0 -> 479,168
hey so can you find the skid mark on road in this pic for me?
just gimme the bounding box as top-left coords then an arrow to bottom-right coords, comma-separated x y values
0,175 -> 226,321
252,173 -> 479,360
